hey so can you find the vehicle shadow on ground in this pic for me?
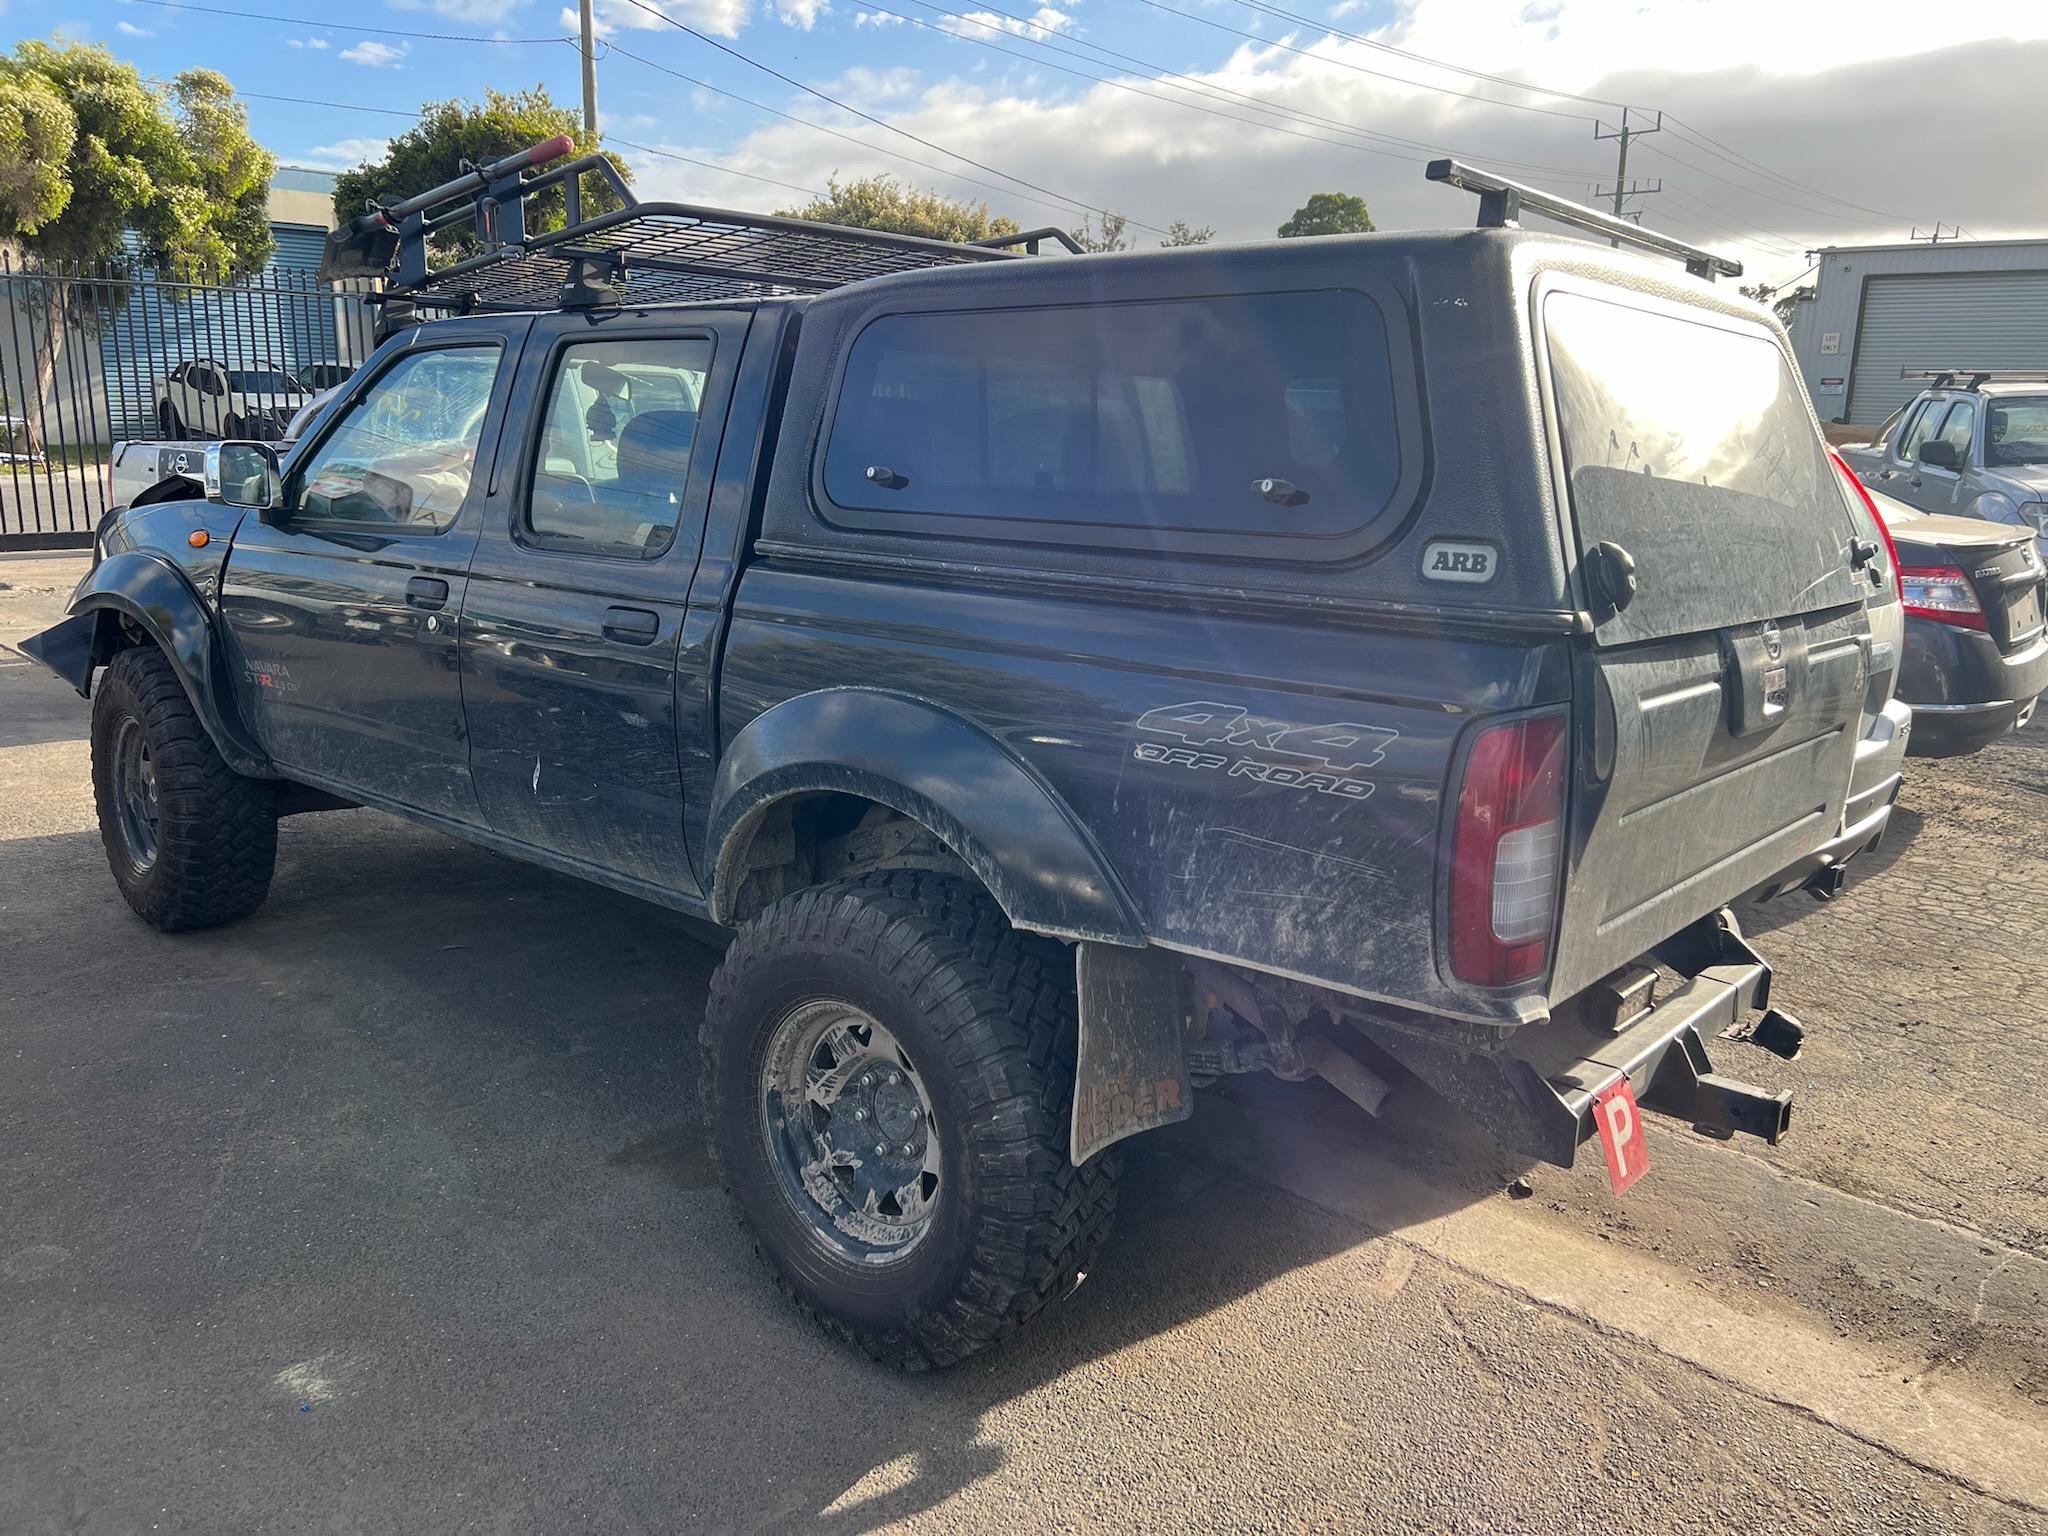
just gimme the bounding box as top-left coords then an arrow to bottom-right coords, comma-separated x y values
0,652 -> 89,750
3,814 -> 1512,1533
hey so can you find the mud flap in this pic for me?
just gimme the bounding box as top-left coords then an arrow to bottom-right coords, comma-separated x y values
1071,943 -> 1193,1165
16,612 -> 98,696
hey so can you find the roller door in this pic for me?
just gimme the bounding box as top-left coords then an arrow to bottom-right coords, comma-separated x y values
1846,270 -> 2048,425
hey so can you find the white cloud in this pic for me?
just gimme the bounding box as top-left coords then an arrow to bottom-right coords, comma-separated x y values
776,0 -> 827,27
287,36 -> 333,48
626,1 -> 2048,283
828,64 -> 920,105
116,20 -> 152,36
387,0 -> 524,20
339,39 -> 410,67
937,6 -> 1072,38
855,9 -> 905,24
300,136 -> 391,168
559,0 -> 751,41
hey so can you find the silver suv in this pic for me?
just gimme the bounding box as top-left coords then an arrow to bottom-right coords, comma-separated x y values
1838,370 -> 2048,561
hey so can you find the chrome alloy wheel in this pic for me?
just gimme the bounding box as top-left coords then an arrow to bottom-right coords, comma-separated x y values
759,1001 -> 942,1263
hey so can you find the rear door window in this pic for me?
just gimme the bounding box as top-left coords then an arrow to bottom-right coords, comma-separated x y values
1934,398 -> 1975,463
1897,398 -> 1948,464
821,291 -> 1404,549
1544,288 -> 1860,645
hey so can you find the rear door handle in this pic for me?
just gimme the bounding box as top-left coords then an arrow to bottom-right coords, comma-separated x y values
405,576 -> 450,610
603,606 -> 661,645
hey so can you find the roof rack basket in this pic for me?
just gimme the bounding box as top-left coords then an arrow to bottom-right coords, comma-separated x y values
1425,158 -> 1742,281
1902,368 -> 2048,388
319,135 -> 1077,314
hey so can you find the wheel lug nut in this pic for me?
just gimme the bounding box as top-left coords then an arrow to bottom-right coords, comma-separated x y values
852,1108 -> 867,1121
889,1072 -> 901,1085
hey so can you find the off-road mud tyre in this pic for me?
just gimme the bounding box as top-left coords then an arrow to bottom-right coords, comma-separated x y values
703,871 -> 1120,1370
90,645 -> 277,931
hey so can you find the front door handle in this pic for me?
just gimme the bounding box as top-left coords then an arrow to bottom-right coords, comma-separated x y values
405,576 -> 450,610
603,606 -> 661,645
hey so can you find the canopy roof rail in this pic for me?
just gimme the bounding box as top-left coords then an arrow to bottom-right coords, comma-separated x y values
1425,158 -> 1742,281
1902,368 -> 2048,389
318,135 -> 1022,313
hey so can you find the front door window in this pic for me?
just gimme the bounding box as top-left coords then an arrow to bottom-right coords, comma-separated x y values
291,346 -> 502,532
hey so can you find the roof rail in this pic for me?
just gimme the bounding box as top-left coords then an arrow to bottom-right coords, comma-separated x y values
1902,367 -> 2048,389
319,135 -> 1023,312
1425,158 -> 1742,281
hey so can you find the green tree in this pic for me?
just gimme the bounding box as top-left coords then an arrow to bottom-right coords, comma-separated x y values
1160,220 -> 1213,247
333,87 -> 630,261
1277,192 -> 1375,239
1740,279 -> 1809,332
0,39 -> 274,450
1070,210 -> 1131,253
779,174 -> 1020,243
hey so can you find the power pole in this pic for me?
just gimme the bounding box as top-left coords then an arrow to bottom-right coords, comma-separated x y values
1593,107 -> 1663,243
579,0 -> 599,136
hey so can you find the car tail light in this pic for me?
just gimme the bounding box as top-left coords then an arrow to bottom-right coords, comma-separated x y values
1898,565 -> 1987,630
1829,450 -> 1901,603
1450,713 -> 1566,987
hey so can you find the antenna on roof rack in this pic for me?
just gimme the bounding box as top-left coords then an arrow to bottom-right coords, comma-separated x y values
1425,158 -> 1742,281
319,135 -> 1027,314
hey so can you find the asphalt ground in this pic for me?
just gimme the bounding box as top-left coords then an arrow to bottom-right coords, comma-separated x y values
3,553 -> 2045,1534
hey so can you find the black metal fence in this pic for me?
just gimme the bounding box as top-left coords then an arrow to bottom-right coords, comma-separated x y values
0,255 -> 377,549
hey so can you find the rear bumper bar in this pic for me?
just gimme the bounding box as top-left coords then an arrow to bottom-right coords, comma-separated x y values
1351,909 -> 1796,1169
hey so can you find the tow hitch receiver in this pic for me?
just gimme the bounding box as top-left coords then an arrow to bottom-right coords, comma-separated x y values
1351,909 -> 1797,1170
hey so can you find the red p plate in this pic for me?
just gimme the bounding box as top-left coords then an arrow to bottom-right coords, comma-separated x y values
1593,1077 -> 1649,1196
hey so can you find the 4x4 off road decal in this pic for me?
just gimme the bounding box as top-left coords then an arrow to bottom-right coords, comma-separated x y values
1132,700 -> 1396,800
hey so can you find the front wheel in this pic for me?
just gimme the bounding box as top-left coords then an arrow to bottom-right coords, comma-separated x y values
703,872 -> 1120,1369
90,646 -> 278,931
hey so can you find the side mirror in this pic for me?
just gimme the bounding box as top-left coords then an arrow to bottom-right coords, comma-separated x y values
206,441 -> 285,518
1917,438 -> 1961,470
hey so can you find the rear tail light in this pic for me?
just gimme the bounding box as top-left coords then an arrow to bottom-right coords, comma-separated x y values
1829,450 -> 1901,603
1450,713 -> 1566,987
1898,565 -> 1987,630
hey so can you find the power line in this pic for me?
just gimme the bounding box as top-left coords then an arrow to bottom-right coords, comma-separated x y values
1134,0 -> 1600,124
601,41 -> 1124,228
611,0 -> 1165,233
123,0 -> 566,45
867,0 -> 1604,181
1207,0 -> 1924,232
607,136 -> 827,201
1660,116 -> 1916,224
1225,0 -> 1643,113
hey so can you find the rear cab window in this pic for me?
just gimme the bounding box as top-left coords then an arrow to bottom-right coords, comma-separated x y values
818,290 -> 1409,557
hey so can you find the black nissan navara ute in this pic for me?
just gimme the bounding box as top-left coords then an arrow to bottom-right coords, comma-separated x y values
23,146 -> 1904,1367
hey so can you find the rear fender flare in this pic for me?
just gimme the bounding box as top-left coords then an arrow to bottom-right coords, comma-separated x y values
709,688 -> 1143,945
65,550 -> 271,776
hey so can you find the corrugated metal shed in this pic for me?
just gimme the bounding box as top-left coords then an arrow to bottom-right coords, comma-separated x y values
1790,238 -> 2048,427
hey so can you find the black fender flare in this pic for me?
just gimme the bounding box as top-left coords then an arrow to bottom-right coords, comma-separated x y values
59,550 -> 271,776
708,688 -> 1143,945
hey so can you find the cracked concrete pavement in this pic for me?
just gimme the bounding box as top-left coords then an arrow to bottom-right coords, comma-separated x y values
3,552 -> 2045,1533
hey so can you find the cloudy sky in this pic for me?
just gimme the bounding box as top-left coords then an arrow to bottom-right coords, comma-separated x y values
28,0 -> 2048,287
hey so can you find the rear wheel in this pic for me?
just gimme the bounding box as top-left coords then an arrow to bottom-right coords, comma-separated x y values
702,871 -> 1120,1369
90,646 -> 277,931
157,400 -> 183,436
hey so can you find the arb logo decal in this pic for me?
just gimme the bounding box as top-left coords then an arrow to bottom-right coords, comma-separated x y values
1422,539 -> 1498,583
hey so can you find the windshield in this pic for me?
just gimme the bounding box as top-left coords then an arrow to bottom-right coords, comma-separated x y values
228,369 -> 300,394
1987,398 -> 2048,467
